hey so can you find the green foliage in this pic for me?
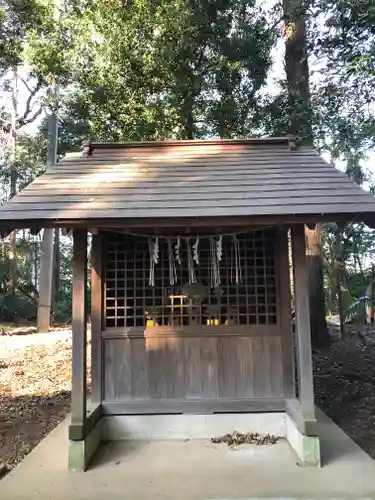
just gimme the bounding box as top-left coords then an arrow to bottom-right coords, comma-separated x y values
0,0 -> 50,70
0,236 -> 38,321
312,0 -> 375,85
0,132 -> 46,203
56,0 -> 275,141
2,0 -> 375,329
0,231 -> 74,324
321,221 -> 375,319
52,235 -> 73,323
346,271 -> 372,301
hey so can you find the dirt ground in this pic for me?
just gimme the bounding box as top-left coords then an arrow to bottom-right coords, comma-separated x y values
313,322 -> 375,459
0,328 -> 91,475
1,321 -> 375,475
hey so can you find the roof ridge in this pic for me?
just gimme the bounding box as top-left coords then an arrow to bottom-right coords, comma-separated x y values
82,137 -> 291,153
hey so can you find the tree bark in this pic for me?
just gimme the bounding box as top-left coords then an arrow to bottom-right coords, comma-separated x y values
371,264 -> 375,325
8,66 -> 18,295
283,0 -> 328,346
53,228 -> 60,302
334,228 -> 346,337
306,227 -> 329,346
37,80 -> 59,332
283,0 -> 312,143
180,93 -> 194,139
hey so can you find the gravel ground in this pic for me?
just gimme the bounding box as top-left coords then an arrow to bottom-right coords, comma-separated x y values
0,322 -> 374,476
0,329 -> 91,474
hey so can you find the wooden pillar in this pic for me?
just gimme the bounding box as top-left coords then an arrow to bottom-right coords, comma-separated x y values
291,224 -> 315,420
91,231 -> 103,403
71,229 -> 88,426
277,228 -> 295,398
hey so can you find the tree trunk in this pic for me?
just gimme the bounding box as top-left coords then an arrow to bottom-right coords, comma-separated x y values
283,0 -> 328,346
52,227 -> 60,301
283,0 -> 312,143
334,229 -> 346,337
371,264 -> 375,325
8,66 -> 18,295
306,227 -> 329,346
37,80 -> 59,332
180,93 -> 194,139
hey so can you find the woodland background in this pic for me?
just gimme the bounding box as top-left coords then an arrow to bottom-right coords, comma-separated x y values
1,0 -> 375,345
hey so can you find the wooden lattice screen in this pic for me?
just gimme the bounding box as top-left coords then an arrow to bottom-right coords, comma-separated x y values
104,229 -> 278,328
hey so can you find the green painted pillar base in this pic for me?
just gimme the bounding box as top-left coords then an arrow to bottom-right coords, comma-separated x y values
286,414 -> 321,467
296,434 -> 321,467
69,419 -> 102,472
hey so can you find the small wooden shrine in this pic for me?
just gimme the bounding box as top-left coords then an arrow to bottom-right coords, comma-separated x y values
2,137 -> 375,470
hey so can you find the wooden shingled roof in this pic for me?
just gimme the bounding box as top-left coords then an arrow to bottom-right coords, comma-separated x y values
1,137 -> 375,229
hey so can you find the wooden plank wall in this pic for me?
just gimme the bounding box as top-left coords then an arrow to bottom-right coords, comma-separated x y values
100,227 -> 293,411
102,330 -> 283,402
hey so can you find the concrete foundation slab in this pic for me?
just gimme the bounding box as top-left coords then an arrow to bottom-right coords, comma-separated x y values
1,409 -> 375,500
103,412 -> 286,441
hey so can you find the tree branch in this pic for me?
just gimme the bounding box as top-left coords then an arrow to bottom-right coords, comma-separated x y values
17,284 -> 38,302
0,116 -> 11,126
21,81 -> 42,123
270,15 -> 285,33
17,107 -> 43,129
0,80 -> 43,133
20,77 -> 33,95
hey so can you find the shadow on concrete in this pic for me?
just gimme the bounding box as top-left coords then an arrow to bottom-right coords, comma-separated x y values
90,440 -> 149,470
317,407 -> 373,466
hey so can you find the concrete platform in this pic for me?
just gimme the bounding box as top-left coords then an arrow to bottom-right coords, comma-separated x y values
1,409 -> 375,499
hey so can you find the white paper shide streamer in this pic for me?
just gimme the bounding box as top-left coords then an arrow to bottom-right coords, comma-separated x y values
231,235 -> 242,284
144,230 -> 251,288
193,236 -> 200,264
167,238 -> 177,285
148,237 -> 159,286
186,238 -> 196,284
174,236 -> 181,265
209,236 -> 222,288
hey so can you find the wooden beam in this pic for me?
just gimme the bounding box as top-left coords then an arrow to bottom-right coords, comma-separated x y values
2,212 -> 373,231
91,232 -> 103,403
102,398 -> 286,415
277,228 -> 295,398
71,228 -> 88,426
101,324 -> 280,339
291,224 -> 315,420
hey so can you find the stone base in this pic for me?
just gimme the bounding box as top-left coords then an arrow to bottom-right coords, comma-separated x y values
102,412 -> 287,441
69,418 -> 103,472
286,414 -> 321,467
67,412 -> 321,470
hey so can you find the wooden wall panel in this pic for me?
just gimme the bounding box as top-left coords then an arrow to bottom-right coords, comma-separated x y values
103,333 -> 284,405
270,336 -> 284,397
200,338 -> 219,398
147,337 -> 168,399
236,337 -> 254,398
184,338 -> 204,398
164,338 -> 184,398
130,339 -> 149,399
218,337 -> 238,397
104,339 -> 132,400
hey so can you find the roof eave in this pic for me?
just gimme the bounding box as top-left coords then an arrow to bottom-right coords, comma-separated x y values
2,211 -> 375,234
